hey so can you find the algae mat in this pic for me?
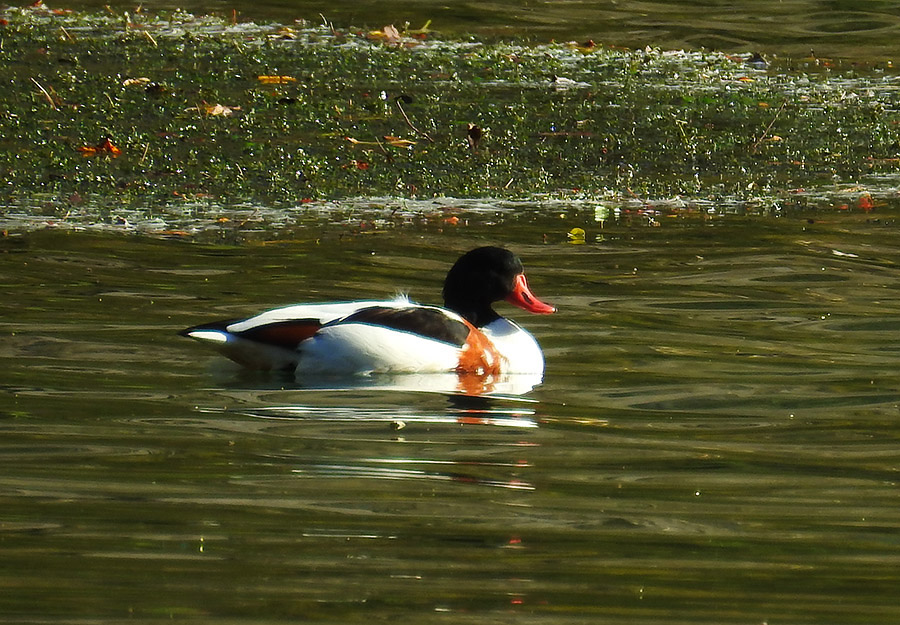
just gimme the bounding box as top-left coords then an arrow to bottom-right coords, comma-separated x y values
2,5 -> 900,226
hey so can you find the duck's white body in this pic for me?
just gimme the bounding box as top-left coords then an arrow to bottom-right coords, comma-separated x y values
183,298 -> 545,375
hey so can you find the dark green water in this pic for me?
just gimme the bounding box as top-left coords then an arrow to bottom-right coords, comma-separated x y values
3,211 -> 900,623
42,0 -> 900,60
3,1 -> 900,621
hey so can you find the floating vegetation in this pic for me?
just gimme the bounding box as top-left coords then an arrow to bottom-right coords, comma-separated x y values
2,4 -> 900,233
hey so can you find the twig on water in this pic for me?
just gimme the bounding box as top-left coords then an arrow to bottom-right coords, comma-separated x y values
30,78 -> 57,110
750,101 -> 787,153
374,136 -> 394,163
395,98 -> 434,143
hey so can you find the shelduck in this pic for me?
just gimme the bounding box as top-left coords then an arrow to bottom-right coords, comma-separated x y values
180,246 -> 555,386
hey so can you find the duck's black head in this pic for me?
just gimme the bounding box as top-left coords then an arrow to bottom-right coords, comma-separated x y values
442,246 -> 555,327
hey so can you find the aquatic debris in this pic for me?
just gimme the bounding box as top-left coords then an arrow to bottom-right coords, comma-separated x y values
77,138 -> 121,157
567,227 -> 586,244
188,103 -> 242,117
467,123 -> 483,152
257,75 -> 298,85
831,249 -> 859,258
369,24 -> 402,45
1,6 -> 899,216
122,77 -> 151,87
383,136 -> 416,149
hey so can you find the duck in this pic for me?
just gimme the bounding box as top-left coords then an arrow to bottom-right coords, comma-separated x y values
180,246 -> 555,380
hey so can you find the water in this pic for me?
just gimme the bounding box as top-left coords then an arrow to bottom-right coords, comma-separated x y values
3,212 -> 900,623
48,0 -> 900,60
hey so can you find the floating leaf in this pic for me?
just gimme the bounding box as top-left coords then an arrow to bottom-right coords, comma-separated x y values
346,136 -> 381,146
123,77 -> 151,87
203,103 -> 240,117
187,102 -> 241,117
383,135 -> 416,149
567,39 -> 597,54
270,26 -> 297,39
77,137 -> 121,157
257,75 -> 297,84
406,20 -> 432,36
369,24 -> 402,45
567,227 -> 586,244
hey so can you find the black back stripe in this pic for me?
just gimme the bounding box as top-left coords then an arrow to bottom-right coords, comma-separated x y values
335,306 -> 469,347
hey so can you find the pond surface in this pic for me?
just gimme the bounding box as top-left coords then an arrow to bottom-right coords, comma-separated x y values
3,211 -> 900,623
50,0 -> 900,60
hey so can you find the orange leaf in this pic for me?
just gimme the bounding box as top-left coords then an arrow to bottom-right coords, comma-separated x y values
78,137 -> 121,157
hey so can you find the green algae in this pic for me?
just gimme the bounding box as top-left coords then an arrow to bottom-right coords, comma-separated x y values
1,5 -> 900,221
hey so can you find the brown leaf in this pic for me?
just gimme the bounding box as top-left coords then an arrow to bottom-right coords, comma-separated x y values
369,24 -> 403,44
203,103 -> 240,117
383,24 -> 401,44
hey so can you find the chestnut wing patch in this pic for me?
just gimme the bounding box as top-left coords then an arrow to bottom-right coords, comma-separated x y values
180,318 -> 322,350
337,306 -> 469,347
236,319 -> 323,349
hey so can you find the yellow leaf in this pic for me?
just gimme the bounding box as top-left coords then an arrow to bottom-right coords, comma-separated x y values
257,75 -> 297,84
271,26 -> 297,39
567,227 -> 586,244
406,20 -> 432,35
383,135 -> 416,148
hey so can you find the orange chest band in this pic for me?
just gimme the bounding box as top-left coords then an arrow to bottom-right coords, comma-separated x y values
456,320 -> 504,377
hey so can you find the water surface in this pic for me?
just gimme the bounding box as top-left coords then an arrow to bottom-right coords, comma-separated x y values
3,211 -> 900,623
46,0 -> 900,60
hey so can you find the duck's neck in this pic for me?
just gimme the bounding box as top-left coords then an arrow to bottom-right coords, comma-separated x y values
447,301 -> 500,328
